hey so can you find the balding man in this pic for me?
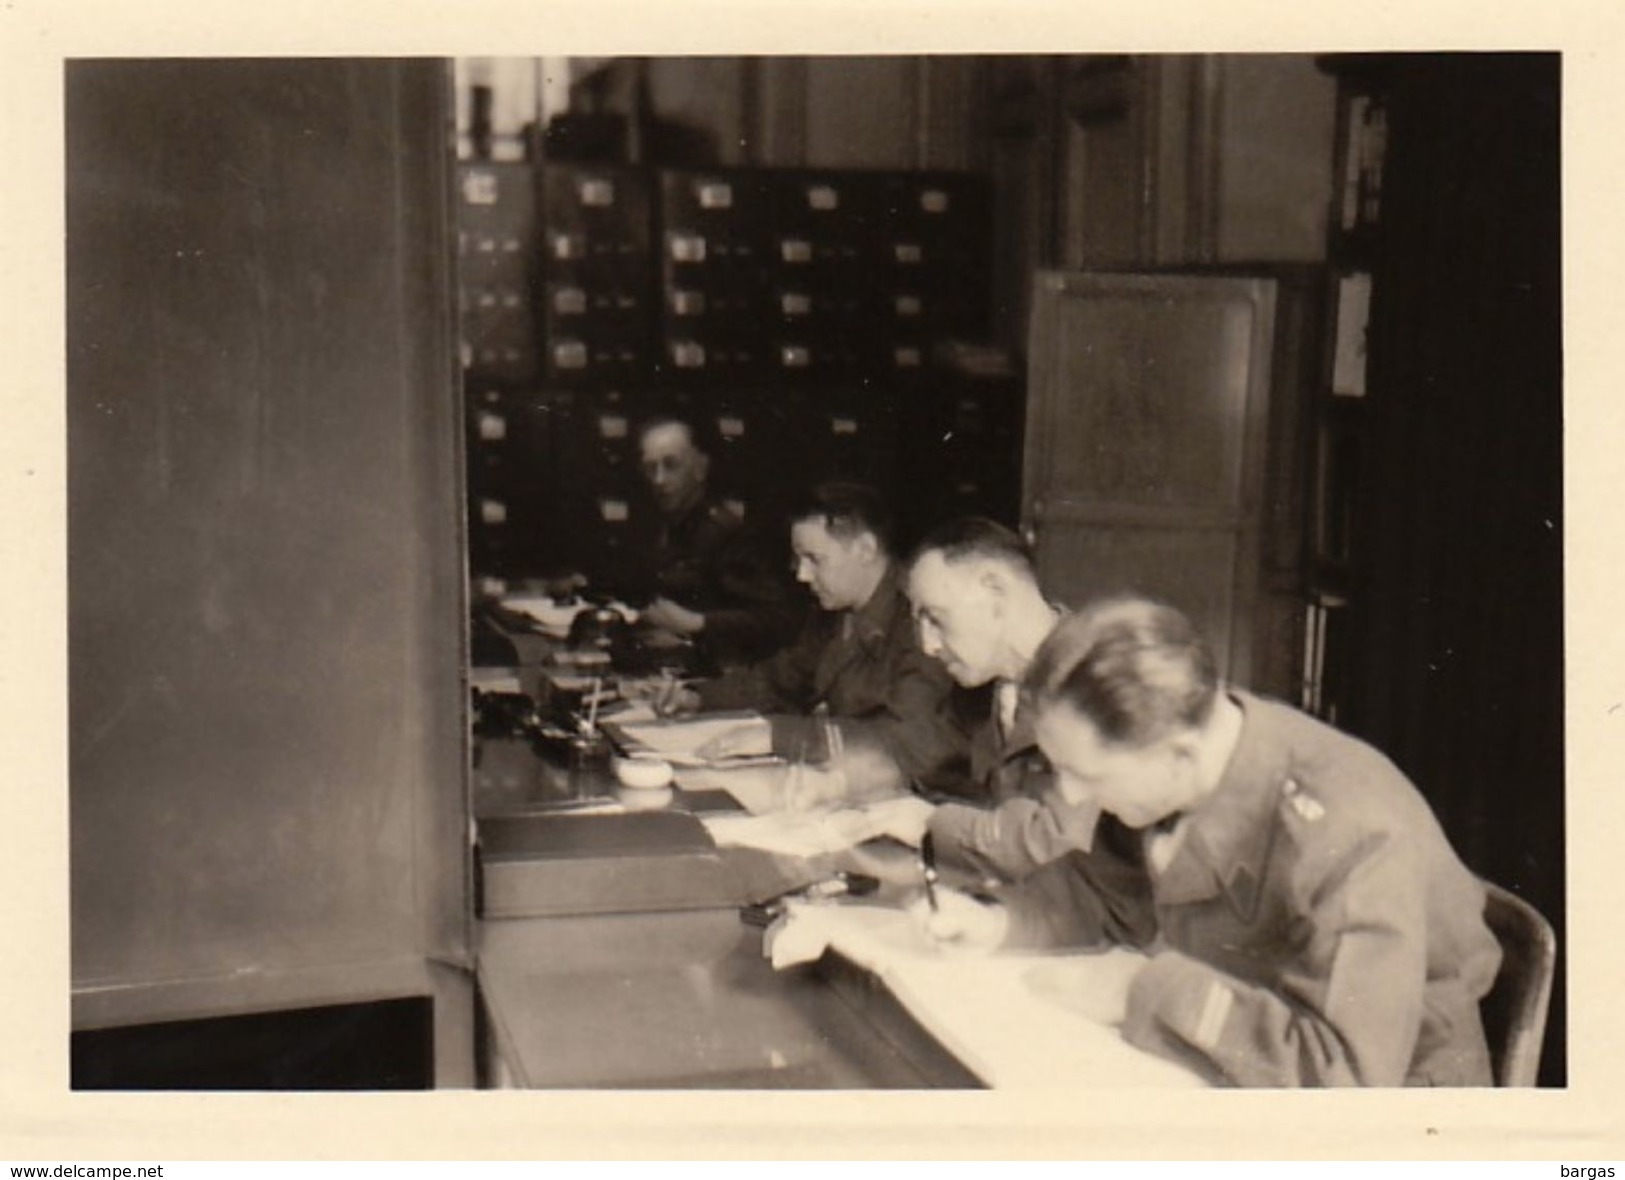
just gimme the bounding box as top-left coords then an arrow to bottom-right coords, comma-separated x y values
632,415 -> 798,667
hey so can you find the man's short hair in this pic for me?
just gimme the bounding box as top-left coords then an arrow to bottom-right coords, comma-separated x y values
635,412 -> 715,456
790,479 -> 895,555
1021,595 -> 1219,747
908,516 -> 1036,582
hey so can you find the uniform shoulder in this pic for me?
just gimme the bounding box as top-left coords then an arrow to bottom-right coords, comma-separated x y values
705,496 -> 746,527
685,495 -> 748,547
1248,701 -> 1431,859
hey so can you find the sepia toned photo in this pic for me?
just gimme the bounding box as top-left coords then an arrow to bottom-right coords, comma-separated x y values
60,51 -> 1565,1104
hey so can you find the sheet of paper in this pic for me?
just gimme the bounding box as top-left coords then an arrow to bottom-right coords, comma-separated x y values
501,595 -> 641,638
765,903 -> 1206,1089
611,712 -> 777,767
674,764 -> 787,815
701,810 -> 868,858
596,699 -> 657,725
500,594 -> 585,638
469,668 -> 523,694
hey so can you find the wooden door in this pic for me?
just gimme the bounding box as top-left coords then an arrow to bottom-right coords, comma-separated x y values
1023,271 -> 1277,690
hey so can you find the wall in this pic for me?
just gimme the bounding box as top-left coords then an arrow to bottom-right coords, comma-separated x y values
480,54 -> 1329,349
572,56 -> 989,171
1050,54 -> 1335,271
67,60 -> 469,1044
1213,55 -> 1338,261
1346,54 -> 1565,1083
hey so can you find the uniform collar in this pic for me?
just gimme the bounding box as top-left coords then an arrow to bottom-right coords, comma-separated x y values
1001,692 -> 1037,757
1148,691 -> 1282,915
847,561 -> 904,653
659,492 -> 705,541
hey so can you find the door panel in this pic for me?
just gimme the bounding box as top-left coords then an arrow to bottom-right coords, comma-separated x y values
1042,288 -> 1258,509
1033,518 -> 1242,683
1024,271 -> 1277,690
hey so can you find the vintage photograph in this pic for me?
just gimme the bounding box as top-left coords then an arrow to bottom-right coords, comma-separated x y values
63,51 -> 1564,1101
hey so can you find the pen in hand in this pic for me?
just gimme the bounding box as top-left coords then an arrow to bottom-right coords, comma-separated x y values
921,830 -> 941,913
651,669 -> 696,718
815,701 -> 843,767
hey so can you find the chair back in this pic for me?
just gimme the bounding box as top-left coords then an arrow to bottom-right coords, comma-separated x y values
1478,880 -> 1557,1087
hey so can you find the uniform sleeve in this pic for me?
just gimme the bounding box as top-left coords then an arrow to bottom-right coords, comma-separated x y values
1122,826 -> 1428,1087
695,611 -> 821,714
699,526 -> 802,662
995,823 -> 1159,952
767,646 -> 968,796
929,795 -> 1102,883
815,648 -> 971,795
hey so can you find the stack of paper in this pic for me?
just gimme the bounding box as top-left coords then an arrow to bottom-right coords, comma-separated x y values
502,595 -> 640,639
609,713 -> 780,769
765,903 -> 1206,1089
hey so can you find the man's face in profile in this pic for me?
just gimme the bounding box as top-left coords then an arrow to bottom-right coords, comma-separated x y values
908,551 -> 1003,687
639,422 -> 709,518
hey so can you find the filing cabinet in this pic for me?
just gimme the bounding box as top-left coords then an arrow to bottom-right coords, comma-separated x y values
763,171 -> 878,382
896,376 -> 1025,542
539,164 -> 655,387
700,390 -> 805,530
458,163 -> 542,383
459,162 -> 538,265
874,172 -> 992,341
795,387 -> 903,492
457,162 -> 1002,587
657,169 -> 776,382
463,384 -> 559,580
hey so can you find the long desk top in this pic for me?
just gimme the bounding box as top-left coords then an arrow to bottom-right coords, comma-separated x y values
470,724 -> 1205,1090
468,628 -> 1205,1090
477,908 -> 979,1089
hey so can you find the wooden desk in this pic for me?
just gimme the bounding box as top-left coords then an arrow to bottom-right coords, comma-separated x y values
471,720 -> 977,1088
467,654 -> 1200,1091
477,909 -> 979,1089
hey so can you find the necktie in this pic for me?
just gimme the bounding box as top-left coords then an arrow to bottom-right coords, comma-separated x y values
995,680 -> 1019,739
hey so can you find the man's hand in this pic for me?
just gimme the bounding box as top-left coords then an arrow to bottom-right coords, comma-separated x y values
852,795 -> 936,847
695,718 -> 774,760
821,794 -> 935,847
905,886 -> 1009,954
783,764 -> 851,812
620,677 -> 702,718
642,597 -> 706,636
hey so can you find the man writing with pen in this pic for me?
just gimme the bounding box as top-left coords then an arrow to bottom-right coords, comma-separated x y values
644,480 -> 976,798
908,596 -> 1501,1087
841,517 -> 1157,945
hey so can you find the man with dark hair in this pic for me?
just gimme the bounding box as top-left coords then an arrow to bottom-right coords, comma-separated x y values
662,480 -> 972,796
921,594 -> 1503,1088
828,516 -> 1154,950
632,415 -> 798,666
852,518 -> 1090,872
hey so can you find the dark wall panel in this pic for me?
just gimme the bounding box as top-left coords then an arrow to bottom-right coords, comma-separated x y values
1348,53 -> 1564,1083
67,60 -> 468,1010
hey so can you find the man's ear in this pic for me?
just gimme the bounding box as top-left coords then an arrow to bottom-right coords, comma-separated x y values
978,563 -> 1009,600
1166,729 -> 1203,767
694,450 -> 711,480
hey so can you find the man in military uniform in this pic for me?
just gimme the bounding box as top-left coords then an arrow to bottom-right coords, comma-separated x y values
920,595 -> 1503,1087
633,415 -> 799,667
663,481 -> 974,797
847,518 -> 1147,950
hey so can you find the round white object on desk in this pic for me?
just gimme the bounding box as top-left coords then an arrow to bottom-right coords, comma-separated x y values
613,754 -> 675,790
